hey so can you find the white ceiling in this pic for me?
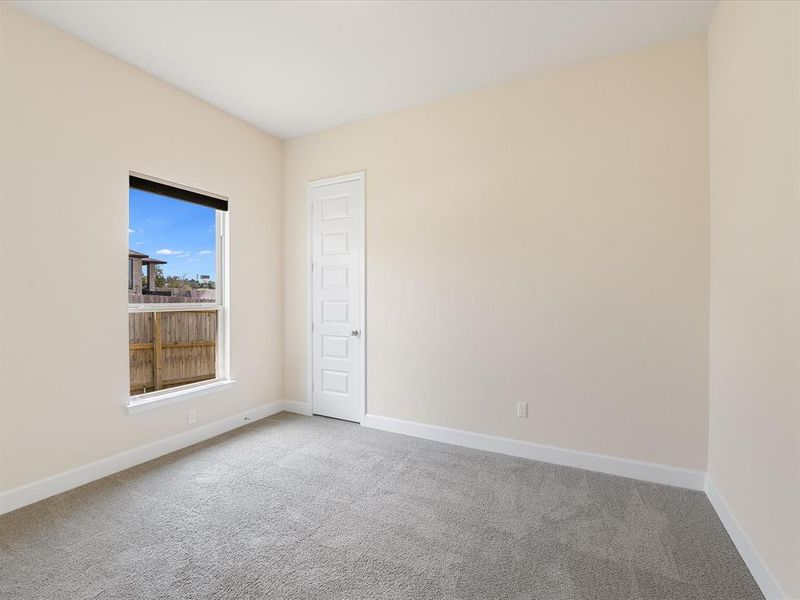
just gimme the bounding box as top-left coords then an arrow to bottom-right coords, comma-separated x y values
15,1 -> 717,139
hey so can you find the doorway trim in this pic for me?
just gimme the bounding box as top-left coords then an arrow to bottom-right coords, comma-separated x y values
306,171 -> 366,424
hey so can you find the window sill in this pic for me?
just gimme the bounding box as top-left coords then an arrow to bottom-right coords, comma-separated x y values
126,379 -> 236,414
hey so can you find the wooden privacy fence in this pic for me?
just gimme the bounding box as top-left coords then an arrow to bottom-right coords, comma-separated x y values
129,310 -> 217,395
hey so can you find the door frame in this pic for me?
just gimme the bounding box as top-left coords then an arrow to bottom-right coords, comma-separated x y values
306,171 -> 366,423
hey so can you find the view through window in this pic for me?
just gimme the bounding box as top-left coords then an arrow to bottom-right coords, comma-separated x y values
128,176 -> 226,397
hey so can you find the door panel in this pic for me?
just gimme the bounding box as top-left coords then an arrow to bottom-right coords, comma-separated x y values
311,177 -> 363,422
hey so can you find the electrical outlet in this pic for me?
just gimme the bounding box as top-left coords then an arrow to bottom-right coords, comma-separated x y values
516,402 -> 528,418
187,410 -> 197,425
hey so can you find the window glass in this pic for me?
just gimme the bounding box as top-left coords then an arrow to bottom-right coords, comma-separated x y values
128,180 -> 225,397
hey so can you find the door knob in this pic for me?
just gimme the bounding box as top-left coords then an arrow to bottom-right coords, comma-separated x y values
351,329 -> 361,337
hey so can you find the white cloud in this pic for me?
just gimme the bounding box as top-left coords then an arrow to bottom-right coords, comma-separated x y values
197,250 -> 213,255
155,249 -> 188,256
128,228 -> 135,234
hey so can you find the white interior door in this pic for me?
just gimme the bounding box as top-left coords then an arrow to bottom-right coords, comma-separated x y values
310,175 -> 364,422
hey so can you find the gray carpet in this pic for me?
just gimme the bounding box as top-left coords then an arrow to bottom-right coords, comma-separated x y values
0,412 -> 763,600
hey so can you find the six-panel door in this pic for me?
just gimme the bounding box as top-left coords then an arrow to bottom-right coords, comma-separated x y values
311,178 -> 362,422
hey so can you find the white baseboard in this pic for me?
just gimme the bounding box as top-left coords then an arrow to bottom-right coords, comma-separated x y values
0,403 -> 782,599
281,400 -> 312,416
705,477 -> 787,600
0,400 -> 286,515
363,413 -> 706,491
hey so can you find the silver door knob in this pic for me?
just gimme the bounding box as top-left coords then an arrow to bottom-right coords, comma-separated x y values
350,329 -> 361,337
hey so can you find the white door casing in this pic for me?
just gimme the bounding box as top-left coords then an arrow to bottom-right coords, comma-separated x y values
308,173 -> 365,422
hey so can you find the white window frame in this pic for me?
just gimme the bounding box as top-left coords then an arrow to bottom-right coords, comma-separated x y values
126,175 -> 232,412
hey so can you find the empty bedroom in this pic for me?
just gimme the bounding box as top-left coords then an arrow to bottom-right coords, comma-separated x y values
0,1 -> 798,599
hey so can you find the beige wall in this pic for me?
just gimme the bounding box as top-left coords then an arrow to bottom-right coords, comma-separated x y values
284,35 -> 710,470
707,1 -> 800,597
0,6 -> 283,491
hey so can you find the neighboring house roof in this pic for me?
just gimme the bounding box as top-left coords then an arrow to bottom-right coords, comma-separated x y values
128,249 -> 167,265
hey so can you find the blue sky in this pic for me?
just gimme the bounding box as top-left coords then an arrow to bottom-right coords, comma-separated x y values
128,189 -> 216,279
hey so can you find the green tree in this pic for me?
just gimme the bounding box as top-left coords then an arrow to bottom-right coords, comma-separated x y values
157,273 -> 216,290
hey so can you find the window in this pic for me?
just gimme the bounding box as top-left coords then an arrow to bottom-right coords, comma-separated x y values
127,174 -> 228,401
